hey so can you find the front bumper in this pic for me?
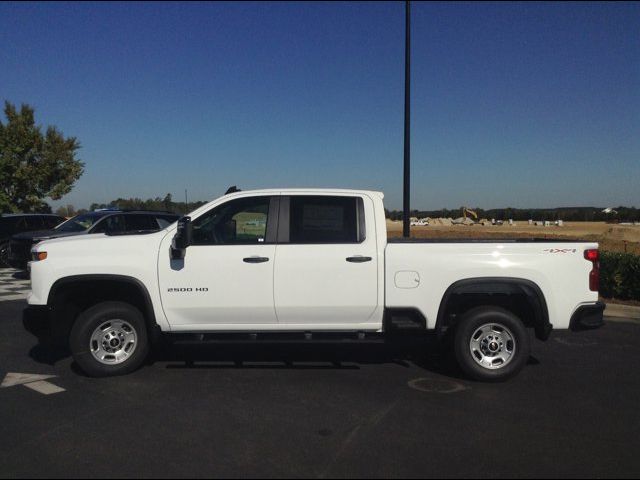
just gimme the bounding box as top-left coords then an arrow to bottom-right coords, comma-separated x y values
570,302 -> 605,331
22,305 -> 71,347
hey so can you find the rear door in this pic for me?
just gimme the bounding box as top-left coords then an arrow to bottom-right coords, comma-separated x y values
273,194 -> 380,328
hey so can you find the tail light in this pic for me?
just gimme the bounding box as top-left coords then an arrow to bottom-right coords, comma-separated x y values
584,249 -> 599,292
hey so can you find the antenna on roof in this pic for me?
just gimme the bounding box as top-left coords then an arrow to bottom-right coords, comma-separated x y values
225,186 -> 241,195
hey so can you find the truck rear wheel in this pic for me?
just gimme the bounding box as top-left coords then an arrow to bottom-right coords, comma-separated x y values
70,301 -> 149,377
454,306 -> 530,382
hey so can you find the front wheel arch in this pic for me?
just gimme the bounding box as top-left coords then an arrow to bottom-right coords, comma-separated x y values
47,275 -> 162,345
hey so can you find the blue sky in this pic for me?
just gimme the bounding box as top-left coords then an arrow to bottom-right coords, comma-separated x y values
1,1 -> 638,210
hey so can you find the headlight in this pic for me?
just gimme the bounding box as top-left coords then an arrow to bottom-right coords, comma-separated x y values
31,251 -> 47,261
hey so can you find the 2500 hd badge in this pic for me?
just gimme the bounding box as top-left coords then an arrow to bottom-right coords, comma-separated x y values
167,287 -> 209,292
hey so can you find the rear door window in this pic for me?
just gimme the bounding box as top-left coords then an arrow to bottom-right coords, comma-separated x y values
43,216 -> 63,229
92,215 -> 126,234
14,217 -> 29,233
25,216 -> 44,230
125,215 -> 157,231
287,196 -> 363,244
0,217 -> 17,237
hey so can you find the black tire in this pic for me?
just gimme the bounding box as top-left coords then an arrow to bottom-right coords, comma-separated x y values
70,301 -> 149,377
453,306 -> 530,382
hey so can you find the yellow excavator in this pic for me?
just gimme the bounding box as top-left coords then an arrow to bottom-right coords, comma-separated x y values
462,207 -> 478,220
452,207 -> 478,225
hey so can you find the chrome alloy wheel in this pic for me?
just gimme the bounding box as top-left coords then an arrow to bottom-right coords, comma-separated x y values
469,323 -> 516,370
90,320 -> 138,365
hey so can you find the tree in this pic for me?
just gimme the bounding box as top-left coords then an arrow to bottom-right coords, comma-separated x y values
162,193 -> 172,211
55,204 -> 77,218
0,101 -> 84,213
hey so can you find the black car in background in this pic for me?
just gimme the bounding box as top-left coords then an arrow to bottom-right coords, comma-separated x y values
8,210 -> 179,269
0,214 -> 66,267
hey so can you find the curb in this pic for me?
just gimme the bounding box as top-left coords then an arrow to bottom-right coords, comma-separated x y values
604,302 -> 640,324
604,302 -> 640,319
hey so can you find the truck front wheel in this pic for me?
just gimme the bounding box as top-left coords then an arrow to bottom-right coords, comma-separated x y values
70,301 -> 149,377
454,306 -> 530,382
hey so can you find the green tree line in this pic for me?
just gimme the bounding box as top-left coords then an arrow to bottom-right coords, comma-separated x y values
86,193 -> 208,216
55,195 -> 211,218
385,206 -> 640,223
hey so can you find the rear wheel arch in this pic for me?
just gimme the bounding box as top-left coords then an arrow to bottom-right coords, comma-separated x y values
436,277 -> 551,340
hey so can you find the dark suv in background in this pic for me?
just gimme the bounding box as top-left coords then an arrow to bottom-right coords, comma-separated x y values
8,209 -> 179,269
0,214 -> 66,267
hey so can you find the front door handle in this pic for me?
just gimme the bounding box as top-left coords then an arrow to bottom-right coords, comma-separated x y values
346,256 -> 372,263
243,256 -> 270,264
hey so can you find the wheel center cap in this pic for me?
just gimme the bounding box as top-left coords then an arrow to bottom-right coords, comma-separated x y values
489,341 -> 499,352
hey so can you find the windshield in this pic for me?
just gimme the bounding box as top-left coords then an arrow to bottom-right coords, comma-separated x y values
55,212 -> 109,233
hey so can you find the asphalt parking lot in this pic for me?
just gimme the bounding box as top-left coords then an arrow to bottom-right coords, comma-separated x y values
1,291 -> 640,478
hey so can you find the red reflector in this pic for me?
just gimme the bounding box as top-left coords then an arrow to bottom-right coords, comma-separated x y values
584,249 -> 599,292
584,249 -> 599,261
589,270 -> 599,292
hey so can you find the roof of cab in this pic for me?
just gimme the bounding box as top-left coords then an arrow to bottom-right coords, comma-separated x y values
223,188 -> 384,199
1,213 -> 63,218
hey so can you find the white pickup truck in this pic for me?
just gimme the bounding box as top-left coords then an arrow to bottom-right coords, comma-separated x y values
26,188 -> 604,381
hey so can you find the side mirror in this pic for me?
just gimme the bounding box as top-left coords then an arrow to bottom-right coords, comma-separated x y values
171,216 -> 192,259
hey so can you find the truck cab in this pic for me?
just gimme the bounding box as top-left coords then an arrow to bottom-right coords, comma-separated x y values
159,190 -> 384,331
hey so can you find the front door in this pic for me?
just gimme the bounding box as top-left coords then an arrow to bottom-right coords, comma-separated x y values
158,195 -> 279,329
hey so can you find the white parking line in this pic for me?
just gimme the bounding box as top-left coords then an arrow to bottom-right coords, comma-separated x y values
1,372 -> 55,387
1,372 -> 65,395
23,380 -> 66,395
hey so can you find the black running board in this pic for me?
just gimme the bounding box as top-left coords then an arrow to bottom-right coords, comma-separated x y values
167,331 -> 386,345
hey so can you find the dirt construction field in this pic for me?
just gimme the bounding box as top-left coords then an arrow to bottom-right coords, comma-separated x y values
387,221 -> 640,254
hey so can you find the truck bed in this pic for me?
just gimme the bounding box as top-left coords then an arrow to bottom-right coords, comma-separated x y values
384,240 -> 599,331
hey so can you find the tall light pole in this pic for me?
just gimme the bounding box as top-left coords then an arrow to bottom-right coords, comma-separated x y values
403,0 -> 411,238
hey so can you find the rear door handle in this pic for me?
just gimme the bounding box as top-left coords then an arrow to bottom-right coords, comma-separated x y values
346,256 -> 372,263
243,256 -> 270,264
